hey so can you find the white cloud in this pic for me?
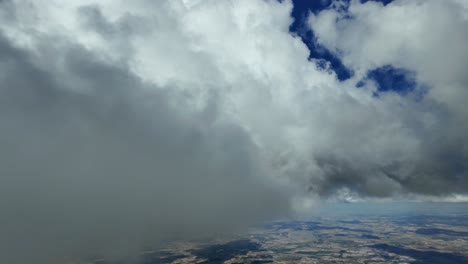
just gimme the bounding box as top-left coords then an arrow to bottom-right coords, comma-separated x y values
310,0 -> 468,114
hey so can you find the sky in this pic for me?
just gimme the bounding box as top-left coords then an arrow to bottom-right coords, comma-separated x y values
0,0 -> 468,263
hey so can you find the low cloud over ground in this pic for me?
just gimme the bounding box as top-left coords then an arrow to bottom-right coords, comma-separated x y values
0,0 -> 467,263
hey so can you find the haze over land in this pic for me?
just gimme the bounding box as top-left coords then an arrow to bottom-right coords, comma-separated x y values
0,0 -> 467,263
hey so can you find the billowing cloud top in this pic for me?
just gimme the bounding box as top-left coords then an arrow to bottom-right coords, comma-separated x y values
0,0 -> 467,263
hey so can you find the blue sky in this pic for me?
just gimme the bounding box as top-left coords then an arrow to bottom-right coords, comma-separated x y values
288,0 -> 416,95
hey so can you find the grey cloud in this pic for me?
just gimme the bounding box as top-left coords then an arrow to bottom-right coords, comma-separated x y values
0,31 -> 289,264
78,5 -> 148,39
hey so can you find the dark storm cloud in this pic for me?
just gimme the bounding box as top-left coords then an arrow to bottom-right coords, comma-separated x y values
0,31 -> 289,264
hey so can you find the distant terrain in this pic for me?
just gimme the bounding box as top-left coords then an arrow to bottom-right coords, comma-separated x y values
104,202 -> 468,264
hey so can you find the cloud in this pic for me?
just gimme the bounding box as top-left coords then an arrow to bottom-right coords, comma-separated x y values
308,0 -> 468,196
0,0 -> 467,263
0,2 -> 291,262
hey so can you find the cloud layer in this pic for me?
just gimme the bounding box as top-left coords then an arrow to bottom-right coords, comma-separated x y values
0,0 -> 467,263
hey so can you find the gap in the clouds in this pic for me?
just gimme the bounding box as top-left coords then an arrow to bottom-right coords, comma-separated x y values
360,0 -> 394,6
287,0 -> 353,81
359,65 -> 418,96
283,0 -> 396,81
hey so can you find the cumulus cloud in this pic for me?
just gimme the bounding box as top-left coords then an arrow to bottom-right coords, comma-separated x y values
308,0 -> 468,196
0,1 -> 293,263
0,0 -> 467,263
0,31 -> 292,264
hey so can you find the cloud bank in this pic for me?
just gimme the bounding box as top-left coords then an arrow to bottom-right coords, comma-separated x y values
0,0 -> 467,263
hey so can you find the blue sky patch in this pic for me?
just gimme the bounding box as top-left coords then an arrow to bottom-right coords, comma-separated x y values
360,0 -> 394,6
366,65 -> 417,95
288,0 -> 352,80
285,0 -> 396,81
